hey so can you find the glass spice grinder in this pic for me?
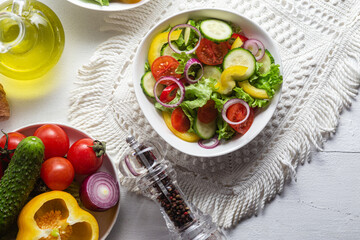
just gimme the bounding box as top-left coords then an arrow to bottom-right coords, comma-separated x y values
119,135 -> 227,240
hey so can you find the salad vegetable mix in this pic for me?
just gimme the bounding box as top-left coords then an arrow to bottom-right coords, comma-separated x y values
91,0 -> 141,6
141,18 -> 283,148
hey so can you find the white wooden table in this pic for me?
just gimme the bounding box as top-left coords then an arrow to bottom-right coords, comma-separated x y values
1,1 -> 359,239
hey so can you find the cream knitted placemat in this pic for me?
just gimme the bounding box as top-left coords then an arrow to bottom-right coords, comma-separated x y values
69,0 -> 360,228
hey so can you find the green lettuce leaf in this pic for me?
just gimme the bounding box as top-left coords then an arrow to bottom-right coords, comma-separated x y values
94,0 -> 109,6
216,117 -> 235,140
233,87 -> 269,108
249,63 -> 283,99
173,52 -> 196,75
144,62 -> 151,72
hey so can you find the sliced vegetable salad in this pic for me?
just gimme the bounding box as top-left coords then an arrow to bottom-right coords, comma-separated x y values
141,18 -> 282,148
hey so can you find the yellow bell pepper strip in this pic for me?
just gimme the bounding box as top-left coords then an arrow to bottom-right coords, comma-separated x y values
148,30 -> 182,66
231,37 -> 244,49
162,111 -> 200,142
238,80 -> 269,99
17,191 -> 99,240
215,65 -> 248,94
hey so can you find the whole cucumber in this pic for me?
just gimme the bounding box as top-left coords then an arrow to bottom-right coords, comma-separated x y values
0,136 -> 44,235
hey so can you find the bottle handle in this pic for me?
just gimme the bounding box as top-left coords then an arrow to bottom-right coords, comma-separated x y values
11,0 -> 34,16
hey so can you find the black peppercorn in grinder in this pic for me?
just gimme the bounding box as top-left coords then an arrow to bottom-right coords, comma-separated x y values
119,135 -> 227,240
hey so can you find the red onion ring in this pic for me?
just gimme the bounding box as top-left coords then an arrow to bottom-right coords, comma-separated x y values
185,58 -> 203,84
168,24 -> 202,55
198,136 -> 220,149
243,39 -> 265,61
221,99 -> 250,125
154,76 -> 185,108
125,155 -> 140,176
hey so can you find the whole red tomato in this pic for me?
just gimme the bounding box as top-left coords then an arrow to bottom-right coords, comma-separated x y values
67,138 -> 105,175
0,132 -> 26,163
40,157 -> 75,190
34,124 -> 69,159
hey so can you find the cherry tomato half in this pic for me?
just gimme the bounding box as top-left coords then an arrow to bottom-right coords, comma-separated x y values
0,132 -> 26,163
171,108 -> 190,133
159,84 -> 179,103
195,38 -> 229,66
41,157 -> 75,190
231,33 -> 248,43
151,56 -> 182,84
34,124 -> 69,160
67,138 -> 105,175
226,103 -> 254,135
197,99 -> 218,124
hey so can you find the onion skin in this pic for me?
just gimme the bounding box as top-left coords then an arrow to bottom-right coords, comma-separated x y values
80,172 -> 120,212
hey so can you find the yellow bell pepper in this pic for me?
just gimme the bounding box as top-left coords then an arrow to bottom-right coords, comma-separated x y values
17,191 -> 99,240
231,37 -> 243,49
215,65 -> 248,94
162,111 -> 200,142
238,80 -> 269,99
148,30 -> 182,66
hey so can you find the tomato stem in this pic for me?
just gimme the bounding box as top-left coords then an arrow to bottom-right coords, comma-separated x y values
88,140 -> 106,158
0,130 -> 15,161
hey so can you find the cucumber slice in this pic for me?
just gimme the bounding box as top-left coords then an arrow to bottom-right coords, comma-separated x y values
258,50 -> 274,74
223,48 -> 256,80
198,65 -> 222,80
141,71 -> 163,98
194,116 -> 217,139
160,43 -> 179,57
200,19 -> 232,42
184,20 -> 196,46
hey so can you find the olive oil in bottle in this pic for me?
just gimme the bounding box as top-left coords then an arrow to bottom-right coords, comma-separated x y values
0,0 -> 65,80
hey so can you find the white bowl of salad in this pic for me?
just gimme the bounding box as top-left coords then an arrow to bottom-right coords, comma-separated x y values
66,0 -> 150,11
133,8 -> 283,157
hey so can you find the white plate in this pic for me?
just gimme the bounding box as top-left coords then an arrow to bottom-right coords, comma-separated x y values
133,8 -> 282,158
14,123 -> 120,240
66,0 -> 150,11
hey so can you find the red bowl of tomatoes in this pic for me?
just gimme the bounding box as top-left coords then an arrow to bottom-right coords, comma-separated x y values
1,123 -> 120,240
133,8 -> 283,157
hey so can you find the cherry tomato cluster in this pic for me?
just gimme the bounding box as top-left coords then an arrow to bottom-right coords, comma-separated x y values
0,124 -> 106,191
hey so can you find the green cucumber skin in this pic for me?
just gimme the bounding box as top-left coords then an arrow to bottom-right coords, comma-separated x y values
0,136 -> 44,235
199,19 -> 233,43
194,117 -> 217,139
223,48 -> 256,80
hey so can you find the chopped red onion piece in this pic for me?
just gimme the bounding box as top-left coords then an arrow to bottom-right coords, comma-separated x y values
168,24 -> 202,55
198,137 -> 220,149
185,58 -> 203,84
154,76 -> 185,108
221,99 -> 250,125
243,39 -> 265,61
